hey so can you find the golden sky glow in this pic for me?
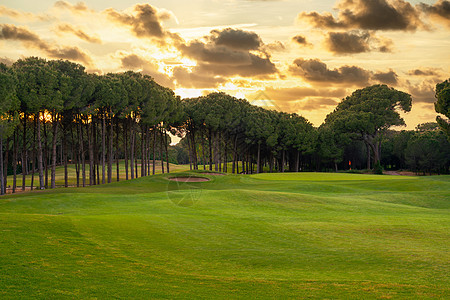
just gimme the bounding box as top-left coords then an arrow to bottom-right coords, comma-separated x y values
1,0 -> 449,129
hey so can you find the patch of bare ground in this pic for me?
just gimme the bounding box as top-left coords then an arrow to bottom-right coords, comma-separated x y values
384,171 -> 416,176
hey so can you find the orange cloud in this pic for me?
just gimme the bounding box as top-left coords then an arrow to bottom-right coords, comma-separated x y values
0,24 -> 93,66
104,3 -> 180,45
298,0 -> 424,31
56,23 -> 102,44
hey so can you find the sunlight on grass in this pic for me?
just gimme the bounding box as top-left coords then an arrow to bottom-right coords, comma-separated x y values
0,171 -> 449,298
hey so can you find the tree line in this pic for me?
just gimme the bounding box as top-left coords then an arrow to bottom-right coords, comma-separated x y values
0,57 -> 449,194
0,57 -> 183,195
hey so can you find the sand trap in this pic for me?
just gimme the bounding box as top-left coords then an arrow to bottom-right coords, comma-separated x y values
384,171 -> 417,176
168,177 -> 210,182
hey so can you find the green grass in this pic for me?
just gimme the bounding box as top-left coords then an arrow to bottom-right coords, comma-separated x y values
0,171 -> 449,298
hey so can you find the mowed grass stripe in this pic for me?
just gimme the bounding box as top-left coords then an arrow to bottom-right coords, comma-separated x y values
0,172 -> 449,298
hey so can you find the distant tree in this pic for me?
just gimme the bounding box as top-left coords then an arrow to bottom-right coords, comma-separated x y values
245,106 -> 276,173
405,129 -> 450,174
317,125 -> 347,172
0,63 -> 19,194
435,79 -> 450,139
14,57 -> 59,190
324,85 -> 412,167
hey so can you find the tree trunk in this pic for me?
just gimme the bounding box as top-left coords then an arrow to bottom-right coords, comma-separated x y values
281,150 -> 285,173
88,120 -> 94,186
102,112 -> 106,184
71,124 -> 80,187
190,127 -> 197,170
31,117 -> 36,190
78,118 -> 86,187
3,137 -> 9,192
51,112 -> 58,189
63,124 -> 68,188
36,112 -> 45,189
94,119 -> 99,185
141,125 -> 146,177
116,118 -> 120,182
164,130 -> 169,173
201,131 -> 206,170
130,118 -> 135,179
22,113 -> 27,191
187,132 -> 192,171
0,132 -> 4,195
208,129 -> 213,170
218,133 -> 222,172
366,142 -> 371,170
43,119 -> 49,189
269,153 -> 273,173
214,132 -> 218,171
12,129 -> 17,193
296,150 -> 300,172
257,142 -> 261,174
124,120 -> 128,180
134,131 -> 138,179
108,113 -> 113,184
223,135 -> 227,173
152,126 -> 156,175
232,135 -> 237,174
146,131 -> 151,175
160,128 -> 164,174
371,142 -> 380,166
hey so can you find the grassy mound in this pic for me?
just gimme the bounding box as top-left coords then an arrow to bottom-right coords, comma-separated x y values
0,172 -> 449,298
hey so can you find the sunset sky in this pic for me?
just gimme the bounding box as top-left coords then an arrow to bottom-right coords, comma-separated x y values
1,0 -> 449,129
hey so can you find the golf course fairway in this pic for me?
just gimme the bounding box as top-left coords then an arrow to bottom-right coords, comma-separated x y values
0,172 -> 449,298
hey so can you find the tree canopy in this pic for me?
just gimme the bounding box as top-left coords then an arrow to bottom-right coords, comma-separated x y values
0,57 -> 449,195
324,84 -> 412,166
435,79 -> 450,139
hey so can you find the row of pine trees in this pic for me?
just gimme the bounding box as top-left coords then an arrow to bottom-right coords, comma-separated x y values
0,57 -> 317,195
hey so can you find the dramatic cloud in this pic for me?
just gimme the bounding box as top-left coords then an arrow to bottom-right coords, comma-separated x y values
289,58 -> 371,85
119,53 -> 174,88
407,79 -> 441,103
419,0 -> 450,27
325,31 -> 371,54
292,35 -> 312,46
325,30 -> 394,54
373,69 -> 398,85
56,23 -> 102,44
0,5 -> 53,22
298,0 -> 423,31
0,24 -> 93,66
178,28 -> 278,78
263,41 -> 286,52
408,68 -> 441,76
53,1 -> 95,14
210,28 -> 262,50
105,4 -> 180,43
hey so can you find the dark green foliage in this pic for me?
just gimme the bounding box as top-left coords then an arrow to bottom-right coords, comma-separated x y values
373,161 -> 383,174
324,85 -> 412,168
1,56 -> 449,186
405,129 -> 450,174
435,79 -> 450,139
